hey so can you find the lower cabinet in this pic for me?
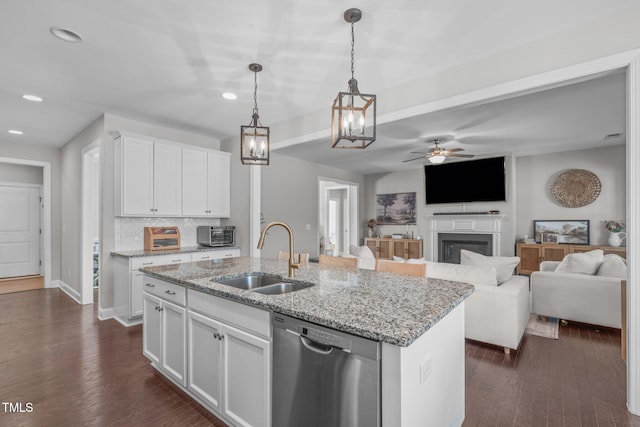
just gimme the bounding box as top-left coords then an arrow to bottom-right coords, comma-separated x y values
188,310 -> 271,426
142,282 -> 187,387
143,277 -> 271,427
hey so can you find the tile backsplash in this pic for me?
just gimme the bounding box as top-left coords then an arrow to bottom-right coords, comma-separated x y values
115,217 -> 221,250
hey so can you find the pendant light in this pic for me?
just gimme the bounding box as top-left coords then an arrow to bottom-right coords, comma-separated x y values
240,63 -> 270,165
331,8 -> 376,149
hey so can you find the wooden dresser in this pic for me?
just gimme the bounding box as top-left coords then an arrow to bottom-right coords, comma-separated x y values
516,243 -> 627,275
365,237 -> 423,260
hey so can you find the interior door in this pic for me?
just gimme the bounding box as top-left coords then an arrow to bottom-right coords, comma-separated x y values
0,185 -> 41,278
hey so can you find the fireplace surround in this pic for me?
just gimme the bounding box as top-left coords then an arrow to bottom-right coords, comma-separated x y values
429,214 -> 504,262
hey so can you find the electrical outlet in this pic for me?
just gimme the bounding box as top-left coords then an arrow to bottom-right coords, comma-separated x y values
420,355 -> 432,384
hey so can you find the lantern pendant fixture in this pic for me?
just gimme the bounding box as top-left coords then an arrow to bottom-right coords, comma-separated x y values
240,63 -> 270,165
331,8 -> 376,149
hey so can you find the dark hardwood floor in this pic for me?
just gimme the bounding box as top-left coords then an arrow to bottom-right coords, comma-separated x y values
1,288 -> 639,426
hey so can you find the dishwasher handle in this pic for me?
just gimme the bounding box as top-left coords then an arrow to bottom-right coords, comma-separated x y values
300,336 -> 334,355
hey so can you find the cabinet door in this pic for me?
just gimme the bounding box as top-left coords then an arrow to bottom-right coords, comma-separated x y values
162,300 -> 187,387
130,271 -> 145,318
378,239 -> 392,260
182,148 -> 209,216
392,241 -> 406,259
516,244 -> 541,275
407,240 -> 423,259
222,323 -> 271,427
143,293 -> 162,364
207,152 -> 231,217
153,142 -> 182,216
541,244 -> 568,263
122,136 -> 154,215
188,311 -> 223,412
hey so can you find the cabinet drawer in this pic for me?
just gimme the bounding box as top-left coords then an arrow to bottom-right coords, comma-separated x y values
132,253 -> 191,270
192,249 -> 240,261
188,289 -> 271,339
142,276 -> 187,307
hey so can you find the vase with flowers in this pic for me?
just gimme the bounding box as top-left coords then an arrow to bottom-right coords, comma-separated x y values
603,220 -> 626,247
367,219 -> 377,238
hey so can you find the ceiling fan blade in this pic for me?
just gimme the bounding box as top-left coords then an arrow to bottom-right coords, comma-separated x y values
402,156 -> 428,162
409,151 -> 431,154
444,148 -> 465,153
447,153 -> 475,158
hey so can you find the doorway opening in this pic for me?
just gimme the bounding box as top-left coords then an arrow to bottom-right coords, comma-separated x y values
81,142 -> 101,305
318,178 -> 358,257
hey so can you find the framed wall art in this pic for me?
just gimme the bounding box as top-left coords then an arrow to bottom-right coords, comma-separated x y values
533,220 -> 590,245
376,192 -> 416,225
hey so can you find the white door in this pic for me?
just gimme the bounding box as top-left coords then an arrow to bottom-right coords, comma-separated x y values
143,293 -> 162,365
182,148 -> 209,216
162,300 -> 187,387
153,142 -> 182,216
122,135 -> 154,215
207,152 -> 231,217
0,185 -> 41,278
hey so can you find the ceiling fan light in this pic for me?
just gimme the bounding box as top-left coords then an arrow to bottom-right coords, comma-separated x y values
429,155 -> 446,164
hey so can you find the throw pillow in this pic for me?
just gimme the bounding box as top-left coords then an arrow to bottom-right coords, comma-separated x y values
425,261 -> 498,286
555,249 -> 604,275
406,258 -> 427,264
349,245 -> 375,259
460,249 -> 520,284
596,253 -> 627,278
392,256 -> 405,263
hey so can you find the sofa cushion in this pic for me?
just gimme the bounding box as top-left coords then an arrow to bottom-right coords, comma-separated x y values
460,249 -> 520,284
425,261 -> 498,286
596,253 -> 627,278
555,249 -> 603,275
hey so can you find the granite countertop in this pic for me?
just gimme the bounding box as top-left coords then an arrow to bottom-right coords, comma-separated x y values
141,257 -> 474,347
111,246 -> 241,258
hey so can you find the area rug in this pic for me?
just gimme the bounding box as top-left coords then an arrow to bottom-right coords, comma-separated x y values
525,314 -> 559,339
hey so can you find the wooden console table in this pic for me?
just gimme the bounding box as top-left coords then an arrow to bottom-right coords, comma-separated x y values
365,237 -> 423,260
516,243 -> 627,275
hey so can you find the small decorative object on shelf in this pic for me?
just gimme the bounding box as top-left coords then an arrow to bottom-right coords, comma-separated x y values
603,220 -> 626,247
367,218 -> 377,238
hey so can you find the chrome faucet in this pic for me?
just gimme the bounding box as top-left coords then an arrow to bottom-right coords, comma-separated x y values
257,221 -> 299,278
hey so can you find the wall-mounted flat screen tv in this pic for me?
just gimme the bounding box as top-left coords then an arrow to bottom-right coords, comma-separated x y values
424,156 -> 506,205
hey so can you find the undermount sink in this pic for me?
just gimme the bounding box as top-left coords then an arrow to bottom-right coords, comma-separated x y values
214,273 -> 283,290
214,273 -> 313,295
252,281 -> 314,295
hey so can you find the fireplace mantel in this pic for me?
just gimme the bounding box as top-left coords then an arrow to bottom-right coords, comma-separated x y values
428,214 -> 505,261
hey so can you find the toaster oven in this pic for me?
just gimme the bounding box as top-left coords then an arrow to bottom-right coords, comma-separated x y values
197,226 -> 235,247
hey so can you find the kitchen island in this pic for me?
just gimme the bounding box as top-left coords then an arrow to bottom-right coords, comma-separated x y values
141,257 -> 473,427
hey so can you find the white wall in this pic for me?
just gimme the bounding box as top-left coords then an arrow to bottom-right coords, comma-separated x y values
516,145 -> 626,246
0,163 -> 43,185
258,152 -> 366,259
0,140 -> 61,281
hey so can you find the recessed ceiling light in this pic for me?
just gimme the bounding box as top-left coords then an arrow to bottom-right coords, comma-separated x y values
22,94 -> 43,102
49,26 -> 83,43
8,130 -> 24,135
222,92 -> 237,100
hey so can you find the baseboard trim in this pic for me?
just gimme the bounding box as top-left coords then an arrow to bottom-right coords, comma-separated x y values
99,306 -> 115,321
113,315 -> 142,328
57,280 -> 82,304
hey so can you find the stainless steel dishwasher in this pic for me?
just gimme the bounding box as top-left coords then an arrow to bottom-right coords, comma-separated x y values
272,313 -> 381,427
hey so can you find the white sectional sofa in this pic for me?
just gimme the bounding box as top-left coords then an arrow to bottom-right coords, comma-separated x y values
424,260 -> 530,354
531,252 -> 627,329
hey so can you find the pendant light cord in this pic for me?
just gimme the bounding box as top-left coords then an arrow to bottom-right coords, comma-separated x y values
350,17 -> 355,81
253,71 -> 259,116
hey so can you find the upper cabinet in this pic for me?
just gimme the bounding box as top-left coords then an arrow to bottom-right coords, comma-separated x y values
182,148 -> 230,218
114,132 -> 230,218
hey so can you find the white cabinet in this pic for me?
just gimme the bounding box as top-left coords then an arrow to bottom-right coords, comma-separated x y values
113,252 -> 191,327
186,289 -> 271,427
143,279 -> 187,387
114,132 -> 182,217
182,148 -> 230,217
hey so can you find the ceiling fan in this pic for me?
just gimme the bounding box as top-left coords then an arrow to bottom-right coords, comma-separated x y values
402,138 -> 474,164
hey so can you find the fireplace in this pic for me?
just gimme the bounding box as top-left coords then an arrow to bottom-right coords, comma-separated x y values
438,233 -> 493,263
429,214 -> 504,262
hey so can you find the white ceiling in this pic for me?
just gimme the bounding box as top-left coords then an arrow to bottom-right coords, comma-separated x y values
0,0 -> 633,172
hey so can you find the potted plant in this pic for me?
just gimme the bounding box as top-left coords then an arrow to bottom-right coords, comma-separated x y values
367,219 -> 377,238
603,220 -> 626,247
